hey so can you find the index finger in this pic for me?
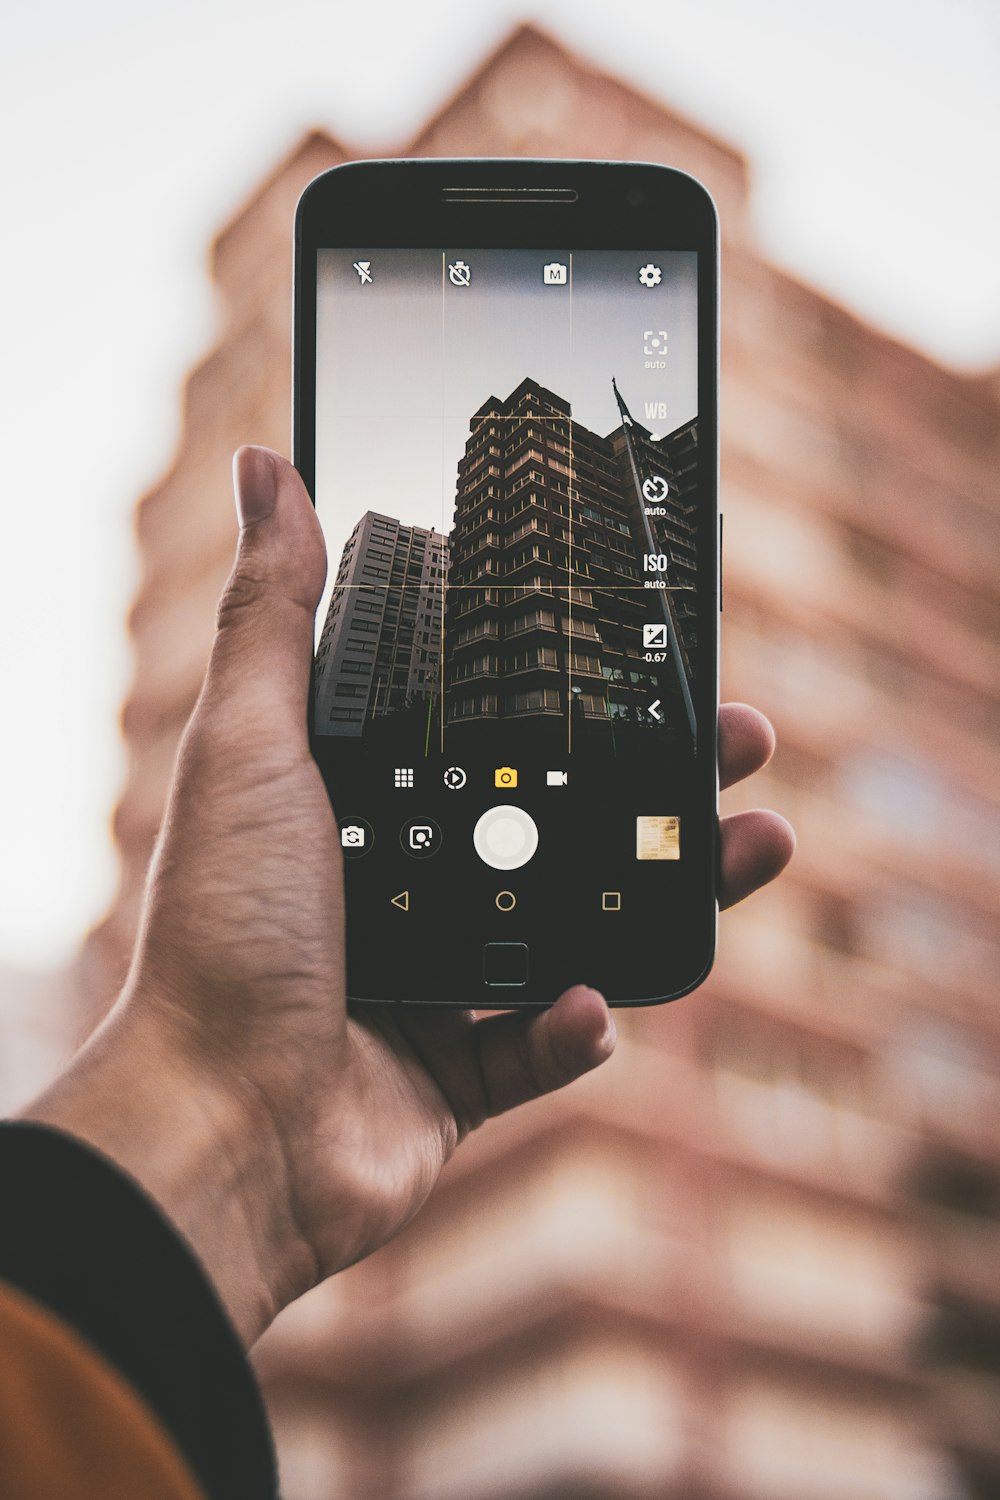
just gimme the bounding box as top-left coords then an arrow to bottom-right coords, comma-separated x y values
719,703 -> 776,790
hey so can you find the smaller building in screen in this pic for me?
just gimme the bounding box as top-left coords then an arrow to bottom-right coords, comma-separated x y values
314,512 -> 449,736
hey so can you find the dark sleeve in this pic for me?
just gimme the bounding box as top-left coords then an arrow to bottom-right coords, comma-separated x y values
0,1121 -> 277,1500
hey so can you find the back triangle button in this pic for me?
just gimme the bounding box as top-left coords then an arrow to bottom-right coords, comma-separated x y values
390,891 -> 410,912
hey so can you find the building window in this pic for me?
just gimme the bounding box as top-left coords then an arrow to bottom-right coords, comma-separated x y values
507,609 -> 556,637
451,654 -> 496,681
447,693 -> 498,721
503,688 -> 561,714
456,621 -> 499,645
569,653 -> 601,675
508,647 -> 559,673
505,448 -> 544,476
722,1379 -> 937,1499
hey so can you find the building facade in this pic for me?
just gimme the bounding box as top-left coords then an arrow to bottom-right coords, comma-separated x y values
79,25 -> 1000,1500
314,512 -> 448,736
443,376 -> 699,743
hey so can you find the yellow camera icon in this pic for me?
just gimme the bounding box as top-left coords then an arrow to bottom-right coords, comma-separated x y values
494,766 -> 518,789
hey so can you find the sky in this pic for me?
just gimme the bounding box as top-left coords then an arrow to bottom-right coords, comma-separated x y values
1,0 -> 998,972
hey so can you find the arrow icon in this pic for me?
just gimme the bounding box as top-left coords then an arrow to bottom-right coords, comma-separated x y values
390,891 -> 409,911
353,260 -> 372,285
648,699 -> 663,722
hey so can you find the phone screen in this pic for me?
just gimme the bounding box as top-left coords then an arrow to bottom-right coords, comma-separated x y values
309,244 -> 714,1003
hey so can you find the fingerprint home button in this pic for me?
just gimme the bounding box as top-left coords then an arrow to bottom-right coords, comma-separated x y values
483,943 -> 528,987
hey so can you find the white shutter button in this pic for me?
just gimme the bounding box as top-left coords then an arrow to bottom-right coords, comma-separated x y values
473,805 -> 539,871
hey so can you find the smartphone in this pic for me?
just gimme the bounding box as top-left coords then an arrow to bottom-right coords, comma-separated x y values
294,159 -> 719,1007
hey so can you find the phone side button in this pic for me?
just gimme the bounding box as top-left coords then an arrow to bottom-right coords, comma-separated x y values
483,942 -> 529,987
719,512 -> 724,612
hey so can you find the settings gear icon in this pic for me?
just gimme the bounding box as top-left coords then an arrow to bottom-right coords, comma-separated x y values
638,263 -> 662,288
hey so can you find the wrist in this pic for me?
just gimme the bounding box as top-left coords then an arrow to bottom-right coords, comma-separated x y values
19,992 -> 316,1346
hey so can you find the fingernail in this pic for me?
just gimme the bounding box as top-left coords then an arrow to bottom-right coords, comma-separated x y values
233,446 -> 277,527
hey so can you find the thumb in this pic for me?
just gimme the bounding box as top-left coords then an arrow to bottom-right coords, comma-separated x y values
203,446 -> 327,740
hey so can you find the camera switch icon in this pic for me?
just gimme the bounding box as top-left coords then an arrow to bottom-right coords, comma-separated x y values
340,818 -> 374,858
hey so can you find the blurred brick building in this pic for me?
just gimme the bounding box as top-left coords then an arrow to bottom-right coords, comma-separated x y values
84,25 -> 1000,1500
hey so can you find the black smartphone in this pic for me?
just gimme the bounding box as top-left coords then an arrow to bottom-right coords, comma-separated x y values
294,158 -> 719,1007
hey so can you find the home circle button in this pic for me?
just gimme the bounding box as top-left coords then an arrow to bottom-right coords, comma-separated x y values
473,805 -> 539,871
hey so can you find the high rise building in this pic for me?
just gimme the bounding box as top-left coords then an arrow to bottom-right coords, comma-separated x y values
69,25 -> 1000,1500
443,376 -> 699,743
314,512 -> 448,736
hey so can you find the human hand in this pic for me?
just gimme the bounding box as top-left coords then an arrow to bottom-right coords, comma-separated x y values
24,448 -> 794,1345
